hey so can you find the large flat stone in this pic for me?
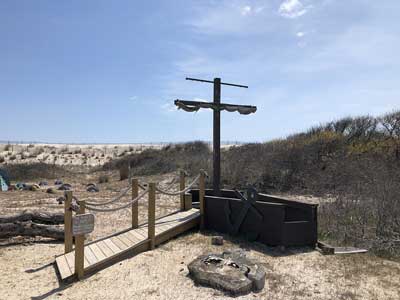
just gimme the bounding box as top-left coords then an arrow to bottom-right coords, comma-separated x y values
188,249 -> 265,296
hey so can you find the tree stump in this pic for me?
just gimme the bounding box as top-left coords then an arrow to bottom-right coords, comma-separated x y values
188,249 -> 265,296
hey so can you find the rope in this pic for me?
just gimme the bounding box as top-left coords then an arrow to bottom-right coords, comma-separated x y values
84,188 -> 149,212
155,174 -> 200,196
84,185 -> 132,207
138,175 -> 178,191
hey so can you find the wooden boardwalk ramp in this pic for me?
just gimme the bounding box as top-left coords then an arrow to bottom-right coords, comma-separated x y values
56,208 -> 200,281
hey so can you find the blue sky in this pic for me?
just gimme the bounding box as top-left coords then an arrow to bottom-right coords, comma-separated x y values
1,0 -> 399,143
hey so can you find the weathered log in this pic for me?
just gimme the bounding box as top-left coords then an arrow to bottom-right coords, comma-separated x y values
0,221 -> 64,240
0,211 -> 64,225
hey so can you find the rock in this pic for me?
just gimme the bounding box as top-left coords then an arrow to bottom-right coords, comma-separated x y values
87,185 -> 99,192
54,179 -> 63,185
56,197 -> 65,204
23,184 -> 32,191
58,183 -> 72,191
15,183 -> 26,190
30,184 -> 40,191
38,181 -> 48,186
46,188 -> 56,194
211,236 -> 224,245
188,250 -> 265,296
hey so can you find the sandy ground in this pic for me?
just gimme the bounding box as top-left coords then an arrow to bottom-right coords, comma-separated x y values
1,171 -> 400,300
0,143 -> 165,167
0,143 -> 238,167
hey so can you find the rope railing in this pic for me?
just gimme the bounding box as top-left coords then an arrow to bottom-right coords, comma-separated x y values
83,188 -> 149,212
138,175 -> 179,191
73,170 -> 204,213
63,169 -> 207,280
84,185 -> 132,207
155,174 -> 201,196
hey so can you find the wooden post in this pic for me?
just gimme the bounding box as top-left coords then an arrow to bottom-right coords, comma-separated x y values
75,200 -> 85,280
64,191 -> 73,253
131,178 -> 139,229
199,170 -> 205,230
175,78 -> 253,196
213,78 -> 221,196
180,170 -> 185,211
78,200 -> 86,214
148,182 -> 156,249
184,193 -> 192,211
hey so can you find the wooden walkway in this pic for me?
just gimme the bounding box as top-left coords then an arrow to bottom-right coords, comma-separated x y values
56,208 -> 200,281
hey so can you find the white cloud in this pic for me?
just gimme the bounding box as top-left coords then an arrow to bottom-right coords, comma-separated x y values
188,1 -> 272,35
278,0 -> 309,18
129,96 -> 138,101
241,5 -> 252,16
240,5 -> 264,16
254,6 -> 265,14
296,31 -> 305,37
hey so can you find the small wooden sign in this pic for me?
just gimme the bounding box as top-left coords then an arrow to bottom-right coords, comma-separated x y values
72,213 -> 94,236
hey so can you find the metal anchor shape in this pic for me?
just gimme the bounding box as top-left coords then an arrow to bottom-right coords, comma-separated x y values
224,186 -> 263,235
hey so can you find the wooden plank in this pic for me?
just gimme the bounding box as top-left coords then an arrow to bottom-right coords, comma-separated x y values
104,238 -> 121,254
123,231 -> 142,244
155,214 -> 200,246
84,245 -> 98,266
56,255 -> 72,279
127,230 -> 145,241
118,233 -> 134,247
84,255 -> 90,269
97,240 -> 115,257
156,222 -> 179,234
136,227 -> 148,238
334,247 -> 368,255
56,209 -> 201,281
83,239 -> 150,277
65,252 -> 75,274
89,243 -> 107,261
110,236 -> 129,250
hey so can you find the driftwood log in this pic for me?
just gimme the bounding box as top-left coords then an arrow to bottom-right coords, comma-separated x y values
0,211 -> 64,225
0,211 -> 65,241
0,221 -> 64,240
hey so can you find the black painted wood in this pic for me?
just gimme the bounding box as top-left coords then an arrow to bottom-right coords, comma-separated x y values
213,78 -> 221,195
189,189 -> 318,247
